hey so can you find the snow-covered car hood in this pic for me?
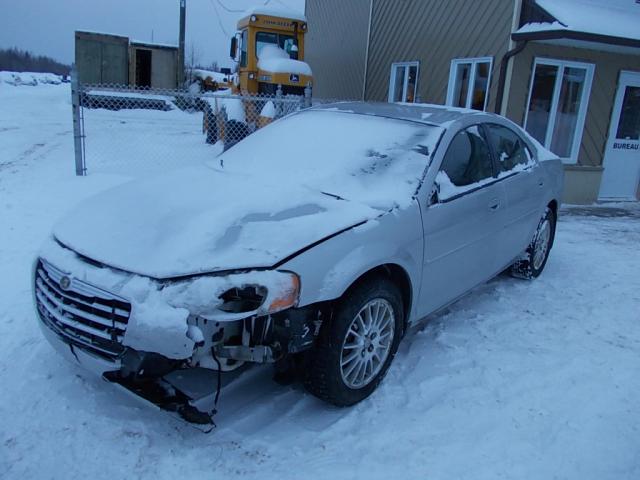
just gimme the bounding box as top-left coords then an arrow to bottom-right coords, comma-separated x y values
54,110 -> 442,279
53,166 -> 382,279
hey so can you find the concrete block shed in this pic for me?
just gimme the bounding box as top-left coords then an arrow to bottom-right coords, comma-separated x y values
75,31 -> 179,89
305,0 -> 640,204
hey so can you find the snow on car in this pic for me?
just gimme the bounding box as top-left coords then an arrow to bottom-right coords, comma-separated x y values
33,102 -> 563,426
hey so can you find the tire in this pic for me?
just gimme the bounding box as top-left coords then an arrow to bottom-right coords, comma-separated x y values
304,275 -> 404,406
510,207 -> 556,279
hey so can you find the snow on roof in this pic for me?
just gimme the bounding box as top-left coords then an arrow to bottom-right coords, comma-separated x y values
517,0 -> 640,42
130,39 -> 179,49
243,5 -> 306,22
257,45 -> 312,76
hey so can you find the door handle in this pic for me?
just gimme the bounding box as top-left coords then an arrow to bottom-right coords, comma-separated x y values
538,178 -> 544,187
489,199 -> 500,211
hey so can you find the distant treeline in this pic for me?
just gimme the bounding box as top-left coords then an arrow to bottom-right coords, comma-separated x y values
0,48 -> 71,76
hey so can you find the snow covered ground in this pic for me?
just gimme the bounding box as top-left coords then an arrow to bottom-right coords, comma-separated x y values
1,82 -> 640,479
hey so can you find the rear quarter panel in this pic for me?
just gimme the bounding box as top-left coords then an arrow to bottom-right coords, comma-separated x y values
540,157 -> 565,208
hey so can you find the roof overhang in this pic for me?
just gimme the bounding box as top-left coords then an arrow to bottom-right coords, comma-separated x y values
512,29 -> 640,55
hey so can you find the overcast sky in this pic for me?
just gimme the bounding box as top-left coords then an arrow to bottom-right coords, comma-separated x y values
0,0 -> 305,68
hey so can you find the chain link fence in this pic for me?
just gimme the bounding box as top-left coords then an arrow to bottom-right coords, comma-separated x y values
71,73 -> 343,176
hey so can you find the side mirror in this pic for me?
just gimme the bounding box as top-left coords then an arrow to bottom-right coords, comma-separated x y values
428,181 -> 440,206
229,36 -> 238,60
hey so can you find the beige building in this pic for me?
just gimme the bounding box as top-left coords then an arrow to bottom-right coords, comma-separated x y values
305,0 -> 640,204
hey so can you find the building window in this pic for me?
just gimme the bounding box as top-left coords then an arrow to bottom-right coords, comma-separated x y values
524,58 -> 595,163
446,58 -> 493,111
388,62 -> 419,103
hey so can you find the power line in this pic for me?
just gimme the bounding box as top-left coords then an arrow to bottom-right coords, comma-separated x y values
272,0 -> 294,9
207,0 -> 230,37
214,0 -> 244,14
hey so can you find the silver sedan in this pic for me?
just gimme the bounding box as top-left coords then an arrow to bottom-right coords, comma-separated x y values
34,102 -> 563,424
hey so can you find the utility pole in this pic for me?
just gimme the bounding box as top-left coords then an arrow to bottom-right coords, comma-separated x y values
178,0 -> 186,87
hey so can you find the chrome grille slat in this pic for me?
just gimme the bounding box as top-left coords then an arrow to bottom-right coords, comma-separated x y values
36,278 -> 127,331
36,270 -> 129,322
40,259 -> 130,304
37,303 -> 124,358
35,259 -> 131,361
36,290 -> 119,341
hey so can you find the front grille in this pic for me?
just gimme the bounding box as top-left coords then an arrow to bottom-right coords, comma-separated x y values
35,259 -> 131,361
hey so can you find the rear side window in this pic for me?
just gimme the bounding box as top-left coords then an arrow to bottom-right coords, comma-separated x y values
440,126 -> 494,187
486,124 -> 533,173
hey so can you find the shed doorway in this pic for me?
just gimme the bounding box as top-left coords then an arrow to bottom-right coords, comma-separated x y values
135,49 -> 152,88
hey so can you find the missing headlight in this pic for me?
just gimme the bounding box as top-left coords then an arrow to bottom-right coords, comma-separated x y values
218,285 -> 267,313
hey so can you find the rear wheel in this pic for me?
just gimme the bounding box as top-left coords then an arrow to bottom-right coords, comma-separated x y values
305,275 -> 403,406
511,207 -> 556,279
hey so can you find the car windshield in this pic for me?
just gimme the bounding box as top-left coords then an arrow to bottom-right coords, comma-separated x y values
216,110 -> 443,209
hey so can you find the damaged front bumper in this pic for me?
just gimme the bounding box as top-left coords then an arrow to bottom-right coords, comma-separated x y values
33,245 -> 321,427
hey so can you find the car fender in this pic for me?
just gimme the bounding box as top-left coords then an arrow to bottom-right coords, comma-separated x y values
278,202 -> 424,323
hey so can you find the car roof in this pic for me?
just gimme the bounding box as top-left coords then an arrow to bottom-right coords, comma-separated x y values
310,101 -> 490,128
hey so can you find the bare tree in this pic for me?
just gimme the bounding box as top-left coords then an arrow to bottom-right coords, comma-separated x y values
183,42 -> 203,85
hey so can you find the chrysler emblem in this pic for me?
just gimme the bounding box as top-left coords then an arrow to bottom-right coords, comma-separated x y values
59,276 -> 71,291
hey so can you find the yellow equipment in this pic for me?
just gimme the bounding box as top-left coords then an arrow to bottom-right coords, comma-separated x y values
202,8 -> 313,148
230,9 -> 313,95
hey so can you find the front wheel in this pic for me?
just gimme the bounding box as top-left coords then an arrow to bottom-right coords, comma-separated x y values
511,207 -> 556,279
304,275 -> 403,406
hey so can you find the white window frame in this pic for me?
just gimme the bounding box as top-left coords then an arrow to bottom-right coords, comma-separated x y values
523,57 -> 595,164
446,57 -> 493,111
388,61 -> 420,103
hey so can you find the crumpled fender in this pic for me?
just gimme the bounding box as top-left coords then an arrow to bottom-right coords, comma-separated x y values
279,203 -> 424,323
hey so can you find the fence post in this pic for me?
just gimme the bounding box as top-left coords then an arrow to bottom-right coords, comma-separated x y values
304,85 -> 312,109
71,66 -> 86,176
275,84 -> 283,118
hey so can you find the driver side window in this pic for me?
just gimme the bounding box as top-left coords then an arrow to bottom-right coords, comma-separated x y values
439,126 -> 494,189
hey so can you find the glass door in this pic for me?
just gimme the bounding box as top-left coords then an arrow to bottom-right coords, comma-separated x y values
599,71 -> 640,200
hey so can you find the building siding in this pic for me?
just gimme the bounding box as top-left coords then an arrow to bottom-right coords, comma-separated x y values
305,0 -> 371,99
75,32 -> 129,85
364,0 -> 516,110
506,43 -> 640,167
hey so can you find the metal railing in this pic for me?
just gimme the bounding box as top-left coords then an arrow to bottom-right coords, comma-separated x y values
70,74 -> 343,176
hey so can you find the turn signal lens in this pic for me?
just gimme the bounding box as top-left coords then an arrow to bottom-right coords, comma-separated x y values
267,273 -> 300,313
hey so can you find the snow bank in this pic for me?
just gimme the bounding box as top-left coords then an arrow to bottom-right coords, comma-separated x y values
0,71 -> 63,86
201,90 -> 246,122
260,101 -> 276,119
192,69 -> 230,84
258,45 -> 312,76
